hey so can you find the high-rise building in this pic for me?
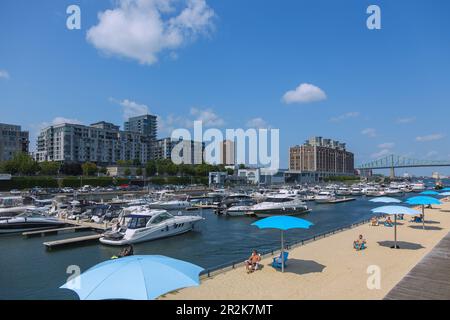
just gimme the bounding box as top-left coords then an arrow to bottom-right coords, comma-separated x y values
124,115 -> 157,140
288,136 -> 354,182
153,137 -> 204,164
220,140 -> 236,165
0,123 -> 29,161
36,120 -> 153,165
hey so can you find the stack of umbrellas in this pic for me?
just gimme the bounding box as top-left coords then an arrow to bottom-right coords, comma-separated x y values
369,193 -> 444,249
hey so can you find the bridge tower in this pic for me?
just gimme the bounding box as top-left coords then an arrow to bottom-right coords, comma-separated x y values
390,155 -> 395,179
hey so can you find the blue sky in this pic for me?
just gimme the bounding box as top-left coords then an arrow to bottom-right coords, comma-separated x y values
1,0 -> 449,175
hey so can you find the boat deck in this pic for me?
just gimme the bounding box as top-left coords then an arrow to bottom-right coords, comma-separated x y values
384,231 -> 450,300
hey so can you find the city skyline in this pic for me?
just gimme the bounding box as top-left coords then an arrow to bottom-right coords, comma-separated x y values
1,0 -> 450,175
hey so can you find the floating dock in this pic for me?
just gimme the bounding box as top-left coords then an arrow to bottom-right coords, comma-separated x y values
43,234 -> 103,250
22,225 -> 91,237
326,198 -> 356,204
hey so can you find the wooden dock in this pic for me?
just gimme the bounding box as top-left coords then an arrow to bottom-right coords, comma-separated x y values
44,234 -> 103,250
384,231 -> 450,300
22,225 -> 91,237
327,198 -> 356,204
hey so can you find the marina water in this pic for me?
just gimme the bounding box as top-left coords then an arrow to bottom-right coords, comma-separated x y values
1,196 -> 386,299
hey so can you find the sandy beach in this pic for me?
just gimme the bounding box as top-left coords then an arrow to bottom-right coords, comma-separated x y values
162,200 -> 450,300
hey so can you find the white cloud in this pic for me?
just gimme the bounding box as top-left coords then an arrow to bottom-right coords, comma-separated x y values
397,117 -> 416,124
416,134 -> 445,142
0,69 -> 10,80
330,112 -> 360,122
86,0 -> 215,65
371,149 -> 391,159
118,99 -> 149,119
378,142 -> 395,149
246,117 -> 269,129
190,107 -> 225,127
282,83 -> 327,104
361,128 -> 377,138
51,117 -> 83,125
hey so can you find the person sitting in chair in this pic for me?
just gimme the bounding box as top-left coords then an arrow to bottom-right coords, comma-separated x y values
412,214 -> 423,223
384,216 -> 394,227
353,235 -> 367,251
245,250 -> 261,273
370,217 -> 379,226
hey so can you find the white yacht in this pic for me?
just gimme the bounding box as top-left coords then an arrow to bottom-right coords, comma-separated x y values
364,187 -> 385,197
314,191 -> 336,204
351,187 -> 364,196
385,186 -> 403,196
336,187 -> 351,196
147,200 -> 191,211
411,182 -> 426,193
248,195 -> 310,217
0,211 -> 66,234
99,209 -> 204,245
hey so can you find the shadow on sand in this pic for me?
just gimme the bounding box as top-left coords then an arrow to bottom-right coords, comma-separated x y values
269,259 -> 326,275
377,241 -> 424,250
409,225 -> 443,231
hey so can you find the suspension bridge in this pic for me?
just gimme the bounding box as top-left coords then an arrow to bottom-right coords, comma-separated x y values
356,154 -> 450,178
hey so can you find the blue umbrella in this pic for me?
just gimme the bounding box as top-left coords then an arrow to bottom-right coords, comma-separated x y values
420,191 -> 440,196
440,192 -> 450,196
371,206 -> 420,249
252,216 -> 314,272
60,255 -> 204,300
369,197 -> 402,204
442,188 -> 450,191
406,196 -> 443,230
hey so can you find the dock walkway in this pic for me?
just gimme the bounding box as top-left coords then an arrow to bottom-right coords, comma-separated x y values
384,231 -> 450,300
44,234 -> 102,250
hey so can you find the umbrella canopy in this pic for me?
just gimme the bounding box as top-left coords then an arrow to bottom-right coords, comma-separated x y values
405,196 -> 442,230
420,191 -> 440,196
252,216 -> 313,272
440,192 -> 450,196
371,206 -> 420,249
369,197 -> 402,204
406,196 -> 442,205
441,188 -> 450,192
252,216 -> 314,231
371,205 -> 420,215
60,255 -> 204,300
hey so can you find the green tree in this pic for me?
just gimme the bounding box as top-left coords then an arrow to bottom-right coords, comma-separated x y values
145,160 -> 157,176
2,152 -> 40,176
136,167 -> 143,176
82,162 -> 98,176
98,167 -> 108,175
124,168 -> 131,176
133,158 -> 141,166
39,161 -> 60,176
238,163 -> 246,169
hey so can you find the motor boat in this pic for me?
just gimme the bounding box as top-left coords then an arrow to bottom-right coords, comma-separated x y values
351,187 -> 364,196
411,182 -> 426,193
363,187 -> 385,197
385,186 -> 403,196
336,187 -> 351,196
148,199 -> 191,210
314,191 -> 336,204
248,194 -> 310,217
0,211 -> 66,234
99,209 -> 204,245
225,199 -> 256,217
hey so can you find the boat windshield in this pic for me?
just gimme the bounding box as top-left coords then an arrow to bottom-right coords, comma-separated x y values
127,216 -> 151,229
265,197 -> 293,203
150,212 -> 174,225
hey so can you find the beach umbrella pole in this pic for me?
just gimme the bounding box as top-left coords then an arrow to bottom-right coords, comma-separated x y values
422,205 -> 425,230
394,215 -> 398,249
281,231 -> 285,273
